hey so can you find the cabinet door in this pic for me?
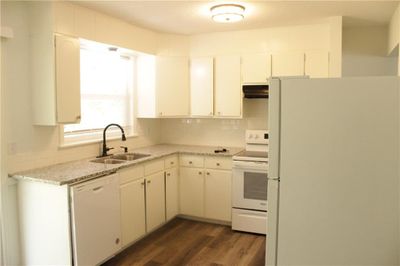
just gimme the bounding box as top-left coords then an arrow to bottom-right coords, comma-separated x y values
305,51 -> 329,78
180,167 -> 204,217
241,53 -> 271,83
190,57 -> 214,116
271,52 -> 305,77
205,169 -> 232,221
165,167 -> 179,220
215,55 -> 241,117
55,34 -> 81,124
120,178 -> 146,247
145,171 -> 166,232
156,56 -> 189,117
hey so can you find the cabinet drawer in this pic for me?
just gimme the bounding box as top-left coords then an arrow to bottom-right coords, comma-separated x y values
164,155 -> 178,169
144,159 -> 164,176
204,156 -> 232,170
180,155 -> 204,168
119,165 -> 144,184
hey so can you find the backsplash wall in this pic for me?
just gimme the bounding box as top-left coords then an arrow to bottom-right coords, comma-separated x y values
160,99 -> 268,147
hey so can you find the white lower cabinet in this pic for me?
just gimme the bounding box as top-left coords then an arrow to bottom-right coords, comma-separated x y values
180,167 -> 205,217
120,178 -> 146,247
166,167 -> 179,220
145,171 -> 166,232
180,155 -> 232,222
204,169 -> 232,221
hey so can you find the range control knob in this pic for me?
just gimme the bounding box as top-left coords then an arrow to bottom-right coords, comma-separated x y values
248,134 -> 253,139
254,135 -> 259,139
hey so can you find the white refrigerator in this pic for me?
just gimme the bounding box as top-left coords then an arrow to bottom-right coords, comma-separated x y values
266,77 -> 400,266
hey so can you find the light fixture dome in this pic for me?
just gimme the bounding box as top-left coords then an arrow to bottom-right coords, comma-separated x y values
210,4 -> 245,23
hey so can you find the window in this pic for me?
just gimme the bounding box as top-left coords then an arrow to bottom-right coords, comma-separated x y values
61,42 -> 135,146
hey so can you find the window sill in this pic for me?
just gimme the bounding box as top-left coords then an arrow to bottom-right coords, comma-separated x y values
59,134 -> 138,149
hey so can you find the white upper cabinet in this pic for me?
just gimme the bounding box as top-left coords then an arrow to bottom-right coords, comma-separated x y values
156,56 -> 190,117
305,51 -> 329,78
190,57 -> 214,117
241,53 -> 271,84
137,55 -> 190,118
271,52 -> 305,77
55,35 -> 81,124
29,3 -> 81,126
214,55 -> 242,117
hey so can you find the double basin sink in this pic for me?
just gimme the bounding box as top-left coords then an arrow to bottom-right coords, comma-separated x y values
90,153 -> 151,165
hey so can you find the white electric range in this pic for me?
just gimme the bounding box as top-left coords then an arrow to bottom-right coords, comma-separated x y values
232,130 -> 268,234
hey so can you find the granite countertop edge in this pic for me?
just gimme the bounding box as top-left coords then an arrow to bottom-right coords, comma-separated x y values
10,144 -> 244,186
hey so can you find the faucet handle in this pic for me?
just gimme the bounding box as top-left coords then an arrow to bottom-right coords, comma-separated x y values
106,147 -> 114,152
120,146 -> 128,153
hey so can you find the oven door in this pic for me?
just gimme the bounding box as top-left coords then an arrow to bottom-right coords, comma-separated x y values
232,161 -> 268,211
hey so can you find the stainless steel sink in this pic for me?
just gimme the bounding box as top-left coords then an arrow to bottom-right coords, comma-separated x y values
111,153 -> 151,161
90,158 -> 127,164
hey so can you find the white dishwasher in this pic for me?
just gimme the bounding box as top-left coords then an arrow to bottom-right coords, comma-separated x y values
70,173 -> 121,266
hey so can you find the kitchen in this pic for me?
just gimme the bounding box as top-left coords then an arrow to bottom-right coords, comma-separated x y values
1,1 -> 400,266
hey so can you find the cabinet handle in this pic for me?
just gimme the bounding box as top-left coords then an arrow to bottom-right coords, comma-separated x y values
115,238 -> 120,245
198,171 -> 202,175
147,180 -> 151,184
167,173 -> 171,177
206,172 -> 210,175
170,161 -> 174,165
76,115 -> 81,120
141,181 -> 145,186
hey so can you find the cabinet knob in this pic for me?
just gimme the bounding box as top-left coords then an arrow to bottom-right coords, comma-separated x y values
189,161 -> 193,164
141,181 -> 145,186
206,172 -> 210,176
115,238 -> 120,245
147,180 -> 151,184
159,112 -> 163,116
76,115 -> 81,120
170,161 -> 174,165
209,112 -> 213,115
216,163 -> 220,166
198,171 -> 202,175
167,173 -> 171,176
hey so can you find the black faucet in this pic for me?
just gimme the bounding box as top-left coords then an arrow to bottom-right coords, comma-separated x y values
100,123 -> 126,157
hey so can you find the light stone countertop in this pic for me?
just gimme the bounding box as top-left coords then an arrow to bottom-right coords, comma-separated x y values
10,144 -> 243,186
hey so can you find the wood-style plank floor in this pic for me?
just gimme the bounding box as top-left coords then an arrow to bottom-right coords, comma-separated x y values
102,218 -> 266,266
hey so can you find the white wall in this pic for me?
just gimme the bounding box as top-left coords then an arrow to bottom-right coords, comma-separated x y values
343,26 -> 397,77
160,99 -> 267,147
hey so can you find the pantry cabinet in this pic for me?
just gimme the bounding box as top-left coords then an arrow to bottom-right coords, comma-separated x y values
190,57 -> 214,117
241,53 -> 271,84
214,55 -> 242,117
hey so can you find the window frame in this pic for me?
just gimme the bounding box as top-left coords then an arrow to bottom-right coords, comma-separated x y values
59,42 -> 138,148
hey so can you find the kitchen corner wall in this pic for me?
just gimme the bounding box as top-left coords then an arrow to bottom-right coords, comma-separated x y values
160,99 -> 268,147
343,26 -> 397,77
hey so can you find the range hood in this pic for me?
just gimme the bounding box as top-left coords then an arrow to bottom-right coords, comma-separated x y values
243,84 -> 269,99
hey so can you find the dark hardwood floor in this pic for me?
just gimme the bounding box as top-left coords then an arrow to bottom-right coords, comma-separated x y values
103,218 -> 266,266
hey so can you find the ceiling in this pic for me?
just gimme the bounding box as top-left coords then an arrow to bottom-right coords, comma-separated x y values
76,1 -> 399,35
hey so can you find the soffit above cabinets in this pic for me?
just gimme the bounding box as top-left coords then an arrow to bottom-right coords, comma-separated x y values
75,1 -> 397,35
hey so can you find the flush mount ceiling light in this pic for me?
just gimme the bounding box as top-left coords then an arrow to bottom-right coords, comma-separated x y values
210,4 -> 245,23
